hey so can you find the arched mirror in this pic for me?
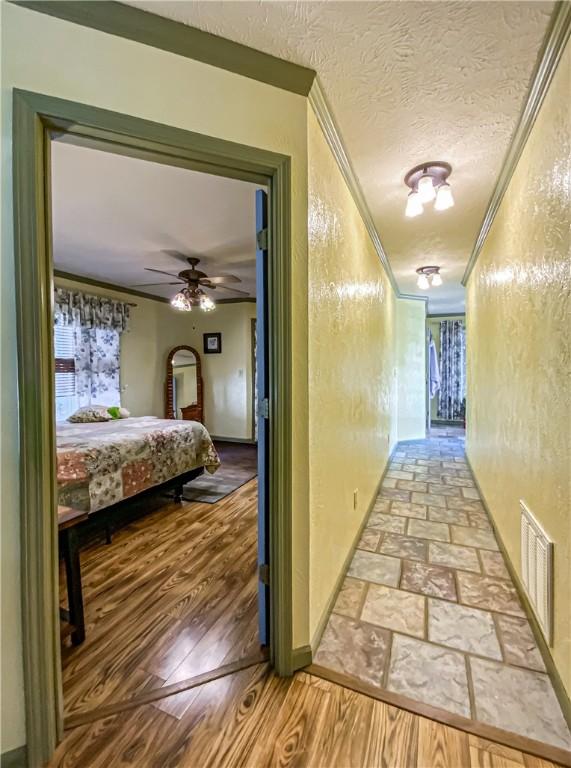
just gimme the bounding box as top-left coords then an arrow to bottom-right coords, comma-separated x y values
165,345 -> 203,422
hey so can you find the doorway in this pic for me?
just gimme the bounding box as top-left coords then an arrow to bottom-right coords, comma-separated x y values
427,314 -> 467,432
50,140 -> 270,721
13,90 -> 293,765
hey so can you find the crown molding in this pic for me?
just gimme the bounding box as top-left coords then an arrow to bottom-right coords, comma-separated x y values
11,1 -> 316,96
462,1 -> 571,286
54,270 -> 169,304
54,270 -> 255,305
399,294 -> 429,304
308,78 -> 400,297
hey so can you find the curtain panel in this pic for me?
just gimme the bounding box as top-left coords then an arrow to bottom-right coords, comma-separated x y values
74,327 -> 121,404
53,288 -> 127,409
54,287 -> 130,332
437,319 -> 466,421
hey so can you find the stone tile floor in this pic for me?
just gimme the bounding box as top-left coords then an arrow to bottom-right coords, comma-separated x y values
314,427 -> 571,751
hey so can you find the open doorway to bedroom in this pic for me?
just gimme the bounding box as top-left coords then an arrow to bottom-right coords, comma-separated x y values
51,139 -> 268,721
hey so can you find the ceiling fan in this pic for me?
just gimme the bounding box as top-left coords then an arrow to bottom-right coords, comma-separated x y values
132,253 -> 249,312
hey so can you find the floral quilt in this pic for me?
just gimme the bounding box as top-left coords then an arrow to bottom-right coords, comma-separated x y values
56,417 -> 220,513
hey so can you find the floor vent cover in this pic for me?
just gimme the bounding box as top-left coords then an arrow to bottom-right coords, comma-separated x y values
520,500 -> 553,645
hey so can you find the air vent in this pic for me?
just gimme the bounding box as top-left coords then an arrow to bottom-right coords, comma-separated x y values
520,500 -> 553,645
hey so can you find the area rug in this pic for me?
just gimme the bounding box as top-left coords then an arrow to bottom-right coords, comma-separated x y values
183,441 -> 257,503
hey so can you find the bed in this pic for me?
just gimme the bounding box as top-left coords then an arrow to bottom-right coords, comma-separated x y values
57,415 -> 220,512
57,416 -> 220,644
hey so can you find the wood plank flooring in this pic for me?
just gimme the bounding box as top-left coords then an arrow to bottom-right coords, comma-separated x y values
50,663 -> 565,767
60,479 -> 259,719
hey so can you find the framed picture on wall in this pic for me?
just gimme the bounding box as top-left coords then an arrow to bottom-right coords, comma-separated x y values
203,332 -> 222,354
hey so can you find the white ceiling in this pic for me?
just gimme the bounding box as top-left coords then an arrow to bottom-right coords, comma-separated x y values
127,0 -> 553,313
51,140 -> 261,301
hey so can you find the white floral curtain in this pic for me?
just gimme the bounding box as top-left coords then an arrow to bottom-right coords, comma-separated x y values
54,288 -> 129,407
74,327 -> 121,405
437,320 -> 466,421
54,287 -> 130,332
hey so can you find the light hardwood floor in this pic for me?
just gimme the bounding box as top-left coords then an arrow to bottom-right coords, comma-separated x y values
50,662 -> 563,767
60,479 -> 259,719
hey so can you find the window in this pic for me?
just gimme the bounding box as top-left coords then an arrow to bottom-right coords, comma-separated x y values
54,325 -> 79,421
54,325 -> 122,420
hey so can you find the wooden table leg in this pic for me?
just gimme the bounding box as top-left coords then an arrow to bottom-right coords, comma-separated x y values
61,528 -> 85,645
173,481 -> 184,503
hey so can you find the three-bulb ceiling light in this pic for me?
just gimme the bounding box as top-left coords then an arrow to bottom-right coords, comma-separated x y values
416,266 -> 442,290
171,287 -> 215,312
404,161 -> 454,218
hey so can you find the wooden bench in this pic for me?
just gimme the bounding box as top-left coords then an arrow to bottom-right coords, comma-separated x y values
58,505 -> 88,646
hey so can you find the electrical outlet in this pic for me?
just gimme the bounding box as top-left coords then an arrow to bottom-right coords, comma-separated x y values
353,489 -> 358,510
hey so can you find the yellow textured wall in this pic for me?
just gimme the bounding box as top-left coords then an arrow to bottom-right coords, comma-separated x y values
307,108 -> 397,641
466,42 -> 570,695
1,3 -> 309,752
55,278 -> 256,438
396,298 -> 426,441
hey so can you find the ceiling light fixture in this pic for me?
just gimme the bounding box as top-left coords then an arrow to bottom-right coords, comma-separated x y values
405,190 -> 424,218
199,294 -> 216,312
416,266 -> 443,290
434,181 -> 454,211
171,292 -> 192,312
417,174 -> 436,203
404,162 -> 454,216
133,256 -> 245,313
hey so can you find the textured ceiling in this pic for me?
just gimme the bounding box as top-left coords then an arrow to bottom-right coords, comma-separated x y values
127,0 -> 553,313
51,141 -> 261,301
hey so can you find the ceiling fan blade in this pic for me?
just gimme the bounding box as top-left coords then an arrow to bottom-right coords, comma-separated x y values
131,281 -> 185,287
144,267 -> 182,278
214,284 -> 251,297
200,274 -> 241,285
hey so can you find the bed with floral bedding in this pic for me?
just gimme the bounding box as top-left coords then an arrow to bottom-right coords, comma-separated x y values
57,416 -> 220,513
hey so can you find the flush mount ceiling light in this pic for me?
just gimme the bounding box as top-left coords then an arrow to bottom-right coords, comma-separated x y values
405,162 -> 454,217
416,265 -> 443,290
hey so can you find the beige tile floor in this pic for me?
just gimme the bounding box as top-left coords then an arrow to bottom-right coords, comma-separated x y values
314,428 -> 571,751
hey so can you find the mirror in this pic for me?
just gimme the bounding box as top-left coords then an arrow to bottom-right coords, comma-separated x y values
165,345 -> 203,422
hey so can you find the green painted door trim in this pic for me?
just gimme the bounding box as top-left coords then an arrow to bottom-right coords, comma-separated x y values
13,88 -> 294,765
12,0 -> 316,97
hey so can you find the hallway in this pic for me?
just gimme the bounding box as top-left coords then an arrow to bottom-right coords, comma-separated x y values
313,431 -> 571,752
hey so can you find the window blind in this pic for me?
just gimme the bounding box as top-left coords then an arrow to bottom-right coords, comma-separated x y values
54,326 -> 76,397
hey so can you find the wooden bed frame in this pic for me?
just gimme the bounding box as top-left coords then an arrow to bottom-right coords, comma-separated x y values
58,466 -> 204,645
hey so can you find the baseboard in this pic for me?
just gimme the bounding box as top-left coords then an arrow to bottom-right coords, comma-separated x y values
291,644 -> 313,670
306,663 -> 571,768
465,453 -> 571,731
0,747 -> 27,768
211,436 -> 257,445
310,444 -> 397,653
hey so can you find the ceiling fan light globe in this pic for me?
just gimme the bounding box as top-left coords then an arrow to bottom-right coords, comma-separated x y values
171,292 -> 192,312
199,295 -> 216,312
434,182 -> 454,211
418,174 -> 436,203
405,191 -> 423,218
431,272 -> 443,287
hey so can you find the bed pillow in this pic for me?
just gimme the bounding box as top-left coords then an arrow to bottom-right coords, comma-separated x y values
107,406 -> 130,419
68,405 -> 112,423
